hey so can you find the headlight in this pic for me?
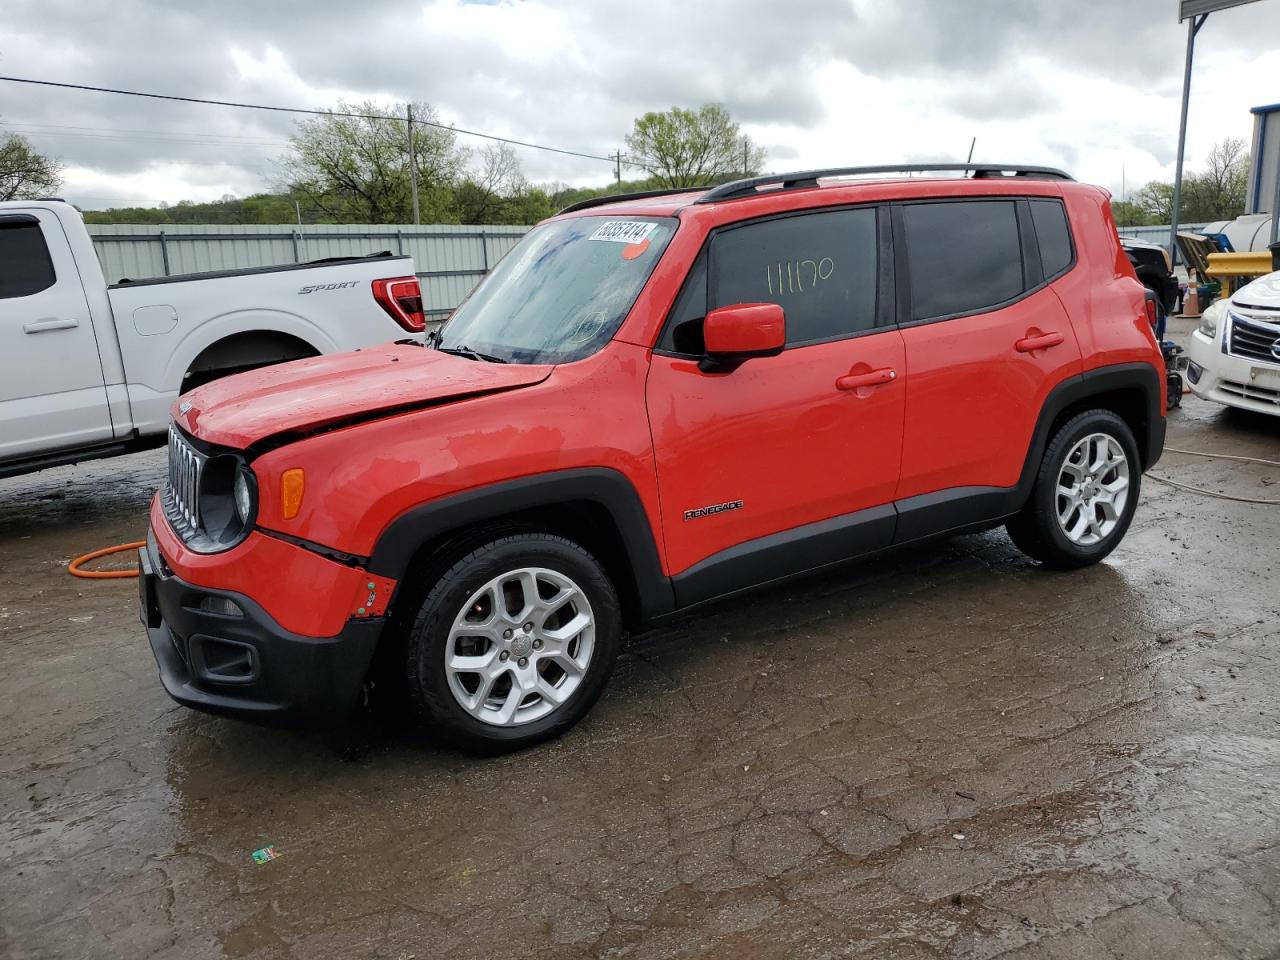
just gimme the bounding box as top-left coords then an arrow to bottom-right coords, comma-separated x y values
234,468 -> 253,523
1198,299 -> 1225,338
194,455 -> 257,549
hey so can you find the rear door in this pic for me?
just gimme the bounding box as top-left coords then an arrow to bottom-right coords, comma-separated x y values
0,210 -> 113,461
894,196 -> 1082,536
647,206 -> 906,604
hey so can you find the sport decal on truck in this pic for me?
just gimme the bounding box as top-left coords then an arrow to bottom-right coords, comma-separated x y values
298,281 -> 359,294
684,500 -> 744,521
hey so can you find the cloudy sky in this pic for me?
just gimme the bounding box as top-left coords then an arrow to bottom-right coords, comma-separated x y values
2,0 -> 1278,210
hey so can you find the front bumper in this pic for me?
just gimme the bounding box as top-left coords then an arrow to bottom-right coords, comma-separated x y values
1186,330 -> 1280,416
140,529 -> 383,725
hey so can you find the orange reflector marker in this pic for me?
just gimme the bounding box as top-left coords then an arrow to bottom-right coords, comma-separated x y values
280,468 -> 305,519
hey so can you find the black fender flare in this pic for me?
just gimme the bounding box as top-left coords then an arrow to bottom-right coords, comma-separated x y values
1015,361 -> 1165,503
365,467 -> 675,621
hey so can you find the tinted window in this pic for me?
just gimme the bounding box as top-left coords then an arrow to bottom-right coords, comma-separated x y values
664,252 -> 708,354
0,219 -> 56,299
711,208 -> 878,344
903,200 -> 1022,321
1030,199 -> 1073,278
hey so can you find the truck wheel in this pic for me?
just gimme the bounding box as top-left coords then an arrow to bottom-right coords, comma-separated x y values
403,533 -> 621,753
1006,410 -> 1141,569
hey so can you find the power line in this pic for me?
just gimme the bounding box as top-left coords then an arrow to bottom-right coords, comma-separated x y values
2,119 -> 290,146
1,125 -> 288,151
0,75 -> 622,165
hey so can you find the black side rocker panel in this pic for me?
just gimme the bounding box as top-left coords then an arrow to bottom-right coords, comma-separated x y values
367,467 -> 676,621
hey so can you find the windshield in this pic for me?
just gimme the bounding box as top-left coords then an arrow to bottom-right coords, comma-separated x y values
438,215 -> 678,364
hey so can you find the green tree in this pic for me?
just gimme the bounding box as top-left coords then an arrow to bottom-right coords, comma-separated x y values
0,133 -> 62,201
1134,180 -> 1174,224
1130,138 -> 1250,226
1110,199 -> 1158,228
278,100 -> 465,223
624,104 -> 766,188
1180,136 -> 1248,222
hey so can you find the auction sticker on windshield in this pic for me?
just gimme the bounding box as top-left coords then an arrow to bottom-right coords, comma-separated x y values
589,221 -> 658,244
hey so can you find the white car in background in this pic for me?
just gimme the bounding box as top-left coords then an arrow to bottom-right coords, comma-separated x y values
1187,270 -> 1280,416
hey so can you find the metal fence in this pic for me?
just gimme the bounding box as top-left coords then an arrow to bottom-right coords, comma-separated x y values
87,223 -> 531,320
1114,223 -> 1208,244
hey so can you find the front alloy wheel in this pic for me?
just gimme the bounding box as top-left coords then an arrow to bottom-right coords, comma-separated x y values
445,567 -> 596,727
403,532 -> 621,752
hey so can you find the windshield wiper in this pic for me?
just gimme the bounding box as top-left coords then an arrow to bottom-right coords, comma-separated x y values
437,344 -> 508,363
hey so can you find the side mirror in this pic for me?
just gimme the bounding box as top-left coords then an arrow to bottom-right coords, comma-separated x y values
700,303 -> 786,373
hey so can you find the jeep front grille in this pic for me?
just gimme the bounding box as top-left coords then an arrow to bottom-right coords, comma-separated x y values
1227,313 -> 1280,366
165,426 -> 204,536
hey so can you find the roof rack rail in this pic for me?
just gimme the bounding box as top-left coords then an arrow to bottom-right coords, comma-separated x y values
557,186 -> 708,215
697,164 -> 1073,203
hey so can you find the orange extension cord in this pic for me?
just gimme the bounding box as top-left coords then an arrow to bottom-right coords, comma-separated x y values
68,541 -> 145,579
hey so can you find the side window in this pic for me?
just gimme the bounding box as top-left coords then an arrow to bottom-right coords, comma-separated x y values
902,200 -> 1023,321
711,208 -> 878,344
0,218 -> 57,299
1029,199 -> 1073,279
665,252 -> 708,355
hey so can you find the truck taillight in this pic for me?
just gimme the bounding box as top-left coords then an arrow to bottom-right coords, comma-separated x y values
1144,297 -> 1158,331
372,276 -> 426,332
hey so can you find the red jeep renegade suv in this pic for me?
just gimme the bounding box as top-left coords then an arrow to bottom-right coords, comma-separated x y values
139,164 -> 1166,751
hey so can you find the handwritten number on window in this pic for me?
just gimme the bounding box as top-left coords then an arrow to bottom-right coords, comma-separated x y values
765,258 -> 834,296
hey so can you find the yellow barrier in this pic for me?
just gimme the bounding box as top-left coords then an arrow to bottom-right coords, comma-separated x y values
1205,251 -> 1274,280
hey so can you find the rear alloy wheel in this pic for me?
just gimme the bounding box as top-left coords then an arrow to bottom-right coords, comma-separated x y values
1054,433 -> 1131,547
1006,410 -> 1141,569
404,533 -> 621,752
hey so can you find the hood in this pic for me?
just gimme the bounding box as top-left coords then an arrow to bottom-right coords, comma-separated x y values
1232,270 -> 1280,311
173,342 -> 553,449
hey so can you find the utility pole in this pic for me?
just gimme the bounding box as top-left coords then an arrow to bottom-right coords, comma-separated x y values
1170,13 -> 1207,265
743,140 -> 749,177
407,104 -> 421,226
614,150 -> 622,185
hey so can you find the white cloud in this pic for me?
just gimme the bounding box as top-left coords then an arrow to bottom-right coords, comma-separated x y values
2,0 -> 1277,210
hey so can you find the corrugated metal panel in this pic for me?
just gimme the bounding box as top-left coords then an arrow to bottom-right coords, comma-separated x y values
1180,0 -> 1262,20
1116,223 -> 1208,243
87,223 -> 530,316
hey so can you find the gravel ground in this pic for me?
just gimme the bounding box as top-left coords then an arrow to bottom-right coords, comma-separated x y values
2,321 -> 1279,959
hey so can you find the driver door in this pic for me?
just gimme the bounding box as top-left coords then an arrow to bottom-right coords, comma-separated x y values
645,206 -> 906,606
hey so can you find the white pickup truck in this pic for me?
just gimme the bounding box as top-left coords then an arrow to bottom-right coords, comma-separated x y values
0,199 -> 426,478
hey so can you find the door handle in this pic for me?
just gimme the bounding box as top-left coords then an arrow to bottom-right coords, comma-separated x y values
836,367 -> 897,391
1015,331 -> 1064,353
23,317 -> 79,334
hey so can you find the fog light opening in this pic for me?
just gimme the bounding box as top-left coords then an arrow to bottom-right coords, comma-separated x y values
1187,361 -> 1203,385
199,596 -> 245,618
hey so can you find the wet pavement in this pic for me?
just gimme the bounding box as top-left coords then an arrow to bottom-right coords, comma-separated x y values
3,333 -> 1280,958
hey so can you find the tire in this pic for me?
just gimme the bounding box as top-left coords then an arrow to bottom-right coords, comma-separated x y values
403,532 -> 622,753
1006,410 -> 1142,569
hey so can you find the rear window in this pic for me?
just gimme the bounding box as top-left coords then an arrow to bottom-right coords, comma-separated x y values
1029,199 -> 1073,278
0,218 -> 56,299
902,200 -> 1023,321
